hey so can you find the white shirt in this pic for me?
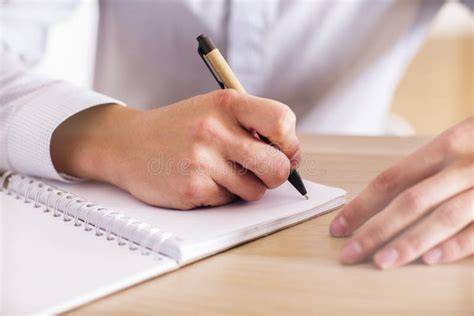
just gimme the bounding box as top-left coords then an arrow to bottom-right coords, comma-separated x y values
1,0 -> 472,181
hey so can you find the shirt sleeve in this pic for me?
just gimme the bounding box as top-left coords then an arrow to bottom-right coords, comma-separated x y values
0,1 -> 124,181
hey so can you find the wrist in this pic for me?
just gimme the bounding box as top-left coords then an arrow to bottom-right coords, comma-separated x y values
51,103 -> 139,183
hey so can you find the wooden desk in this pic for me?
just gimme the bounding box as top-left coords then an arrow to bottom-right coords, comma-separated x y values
68,135 -> 473,316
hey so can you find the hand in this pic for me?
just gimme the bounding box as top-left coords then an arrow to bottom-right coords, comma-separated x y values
51,90 -> 300,209
330,117 -> 474,268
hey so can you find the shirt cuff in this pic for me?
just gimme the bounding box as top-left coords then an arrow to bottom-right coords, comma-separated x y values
7,81 -> 125,182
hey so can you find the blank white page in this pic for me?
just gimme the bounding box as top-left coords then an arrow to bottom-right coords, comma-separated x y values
1,191 -> 177,315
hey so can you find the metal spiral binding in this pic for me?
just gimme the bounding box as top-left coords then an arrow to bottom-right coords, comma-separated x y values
1,173 -> 175,261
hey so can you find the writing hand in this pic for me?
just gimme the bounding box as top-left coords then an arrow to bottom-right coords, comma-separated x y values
51,90 -> 300,209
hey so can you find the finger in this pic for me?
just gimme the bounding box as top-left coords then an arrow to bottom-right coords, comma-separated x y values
222,90 -> 300,160
189,105 -> 291,189
330,141 -> 450,237
224,127 -> 291,189
202,181 -> 237,207
423,222 -> 474,265
373,189 -> 473,269
339,164 -> 474,264
211,160 -> 267,201
178,176 -> 235,209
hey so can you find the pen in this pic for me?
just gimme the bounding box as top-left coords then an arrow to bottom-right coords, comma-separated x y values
196,34 -> 308,199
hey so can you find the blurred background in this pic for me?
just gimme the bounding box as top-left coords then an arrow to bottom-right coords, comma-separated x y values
32,0 -> 473,136
391,1 -> 473,135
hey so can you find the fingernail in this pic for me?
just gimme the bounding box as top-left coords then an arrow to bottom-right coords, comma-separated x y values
423,249 -> 442,265
375,248 -> 399,269
340,240 -> 363,264
330,216 -> 348,236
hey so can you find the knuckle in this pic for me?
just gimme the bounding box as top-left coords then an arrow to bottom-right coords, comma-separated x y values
238,141 -> 255,162
401,189 -> 426,211
362,226 -> 388,251
211,89 -> 240,109
372,168 -> 399,193
437,205 -> 463,227
272,105 -> 296,140
441,125 -> 468,155
396,203 -> 417,218
194,116 -> 222,143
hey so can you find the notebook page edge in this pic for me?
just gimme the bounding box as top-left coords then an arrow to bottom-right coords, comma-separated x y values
177,194 -> 346,264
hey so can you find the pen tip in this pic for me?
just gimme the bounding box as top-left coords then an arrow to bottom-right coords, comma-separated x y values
304,194 -> 309,200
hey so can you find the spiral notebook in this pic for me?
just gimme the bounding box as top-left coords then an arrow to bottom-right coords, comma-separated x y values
1,171 -> 346,314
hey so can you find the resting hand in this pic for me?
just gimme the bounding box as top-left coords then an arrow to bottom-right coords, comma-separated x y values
330,117 -> 474,268
51,90 -> 300,210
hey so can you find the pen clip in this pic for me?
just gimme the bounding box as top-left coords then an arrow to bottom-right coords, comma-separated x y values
198,46 -> 225,89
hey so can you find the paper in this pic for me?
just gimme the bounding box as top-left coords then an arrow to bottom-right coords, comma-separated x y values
1,175 -> 345,314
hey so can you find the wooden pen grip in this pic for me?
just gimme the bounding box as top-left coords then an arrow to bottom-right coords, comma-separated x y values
206,49 -> 247,93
